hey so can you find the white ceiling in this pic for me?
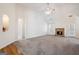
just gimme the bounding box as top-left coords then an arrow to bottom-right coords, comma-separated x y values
17,3 -> 79,11
16,3 -> 79,16
19,3 -> 79,8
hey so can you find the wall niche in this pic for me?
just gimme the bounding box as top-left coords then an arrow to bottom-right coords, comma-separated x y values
2,14 -> 9,32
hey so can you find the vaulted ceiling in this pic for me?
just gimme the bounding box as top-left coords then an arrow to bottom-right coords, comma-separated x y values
18,3 -> 79,16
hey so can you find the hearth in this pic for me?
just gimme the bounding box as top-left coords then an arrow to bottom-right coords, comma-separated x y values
55,28 -> 64,36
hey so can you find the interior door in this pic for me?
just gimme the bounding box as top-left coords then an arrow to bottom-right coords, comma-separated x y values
18,18 -> 23,39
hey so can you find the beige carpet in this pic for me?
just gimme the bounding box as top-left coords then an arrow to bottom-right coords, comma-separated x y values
14,35 -> 79,55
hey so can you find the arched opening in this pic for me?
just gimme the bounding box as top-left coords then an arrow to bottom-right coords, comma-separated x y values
2,14 -> 9,32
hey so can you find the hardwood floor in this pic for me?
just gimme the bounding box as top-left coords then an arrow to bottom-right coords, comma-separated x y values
0,43 -> 23,55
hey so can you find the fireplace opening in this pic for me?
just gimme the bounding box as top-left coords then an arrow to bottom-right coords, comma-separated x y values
55,28 -> 64,36
57,31 -> 62,35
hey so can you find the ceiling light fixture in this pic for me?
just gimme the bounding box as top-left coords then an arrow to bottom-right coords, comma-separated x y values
45,3 -> 55,15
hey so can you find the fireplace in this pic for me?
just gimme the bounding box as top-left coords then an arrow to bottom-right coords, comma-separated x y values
55,28 -> 64,36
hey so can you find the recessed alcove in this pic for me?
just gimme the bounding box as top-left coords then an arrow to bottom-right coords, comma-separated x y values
2,14 -> 9,32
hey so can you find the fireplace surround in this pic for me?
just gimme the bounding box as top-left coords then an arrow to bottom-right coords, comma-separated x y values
55,28 -> 64,36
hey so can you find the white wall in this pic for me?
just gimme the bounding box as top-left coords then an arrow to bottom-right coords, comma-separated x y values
0,4 -> 17,48
75,16 -> 79,38
25,9 -> 47,38
15,4 -> 25,40
15,4 -> 47,39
